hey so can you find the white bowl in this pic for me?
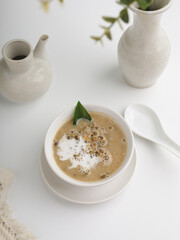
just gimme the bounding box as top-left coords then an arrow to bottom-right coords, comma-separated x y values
44,105 -> 134,187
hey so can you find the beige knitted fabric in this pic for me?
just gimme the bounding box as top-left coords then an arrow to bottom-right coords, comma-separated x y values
0,168 -> 35,240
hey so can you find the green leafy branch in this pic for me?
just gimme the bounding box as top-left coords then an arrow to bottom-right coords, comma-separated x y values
91,0 -> 154,44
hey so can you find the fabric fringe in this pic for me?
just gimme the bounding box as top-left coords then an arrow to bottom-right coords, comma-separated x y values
0,168 -> 36,240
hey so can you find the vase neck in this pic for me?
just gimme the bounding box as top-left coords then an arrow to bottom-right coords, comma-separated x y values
2,39 -> 33,74
132,13 -> 162,38
129,0 -> 173,39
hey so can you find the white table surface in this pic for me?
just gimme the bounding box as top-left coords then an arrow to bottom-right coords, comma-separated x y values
1,0 -> 180,239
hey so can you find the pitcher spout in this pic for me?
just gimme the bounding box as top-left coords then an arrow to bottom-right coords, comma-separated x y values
34,35 -> 49,61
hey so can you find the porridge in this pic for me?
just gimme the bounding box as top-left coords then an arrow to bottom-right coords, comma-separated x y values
53,112 -> 127,182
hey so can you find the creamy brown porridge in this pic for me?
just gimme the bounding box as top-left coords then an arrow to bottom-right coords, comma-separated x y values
53,112 -> 127,182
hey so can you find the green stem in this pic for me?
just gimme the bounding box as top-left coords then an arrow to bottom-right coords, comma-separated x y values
117,18 -> 123,30
94,0 -> 153,43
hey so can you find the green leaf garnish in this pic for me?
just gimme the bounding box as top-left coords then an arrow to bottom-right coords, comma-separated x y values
73,101 -> 92,125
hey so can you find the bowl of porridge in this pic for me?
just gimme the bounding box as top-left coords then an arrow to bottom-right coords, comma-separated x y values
44,105 -> 134,187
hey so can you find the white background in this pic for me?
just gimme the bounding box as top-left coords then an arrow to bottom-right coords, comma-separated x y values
0,0 -> 180,239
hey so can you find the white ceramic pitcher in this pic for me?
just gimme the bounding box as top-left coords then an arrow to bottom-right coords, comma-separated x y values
0,35 -> 52,103
118,0 -> 173,88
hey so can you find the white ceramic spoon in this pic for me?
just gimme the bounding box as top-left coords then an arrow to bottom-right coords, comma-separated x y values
124,104 -> 180,158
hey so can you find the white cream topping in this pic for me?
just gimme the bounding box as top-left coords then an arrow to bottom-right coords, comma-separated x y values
57,135 -> 100,170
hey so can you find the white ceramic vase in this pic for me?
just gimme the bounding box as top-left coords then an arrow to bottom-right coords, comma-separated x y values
0,35 -> 52,103
118,0 -> 173,88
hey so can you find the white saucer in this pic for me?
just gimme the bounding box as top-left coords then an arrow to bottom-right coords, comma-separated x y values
40,149 -> 136,204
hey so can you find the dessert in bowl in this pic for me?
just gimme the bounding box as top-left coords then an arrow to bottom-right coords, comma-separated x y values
44,104 -> 134,187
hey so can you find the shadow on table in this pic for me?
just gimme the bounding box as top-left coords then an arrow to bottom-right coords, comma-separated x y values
0,91 -> 41,107
97,64 -> 134,92
97,64 -> 156,103
0,94 -> 14,105
46,183 -> 129,210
